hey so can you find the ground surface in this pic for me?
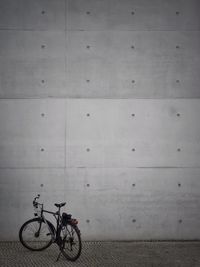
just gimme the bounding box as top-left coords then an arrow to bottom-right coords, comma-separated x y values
0,241 -> 200,267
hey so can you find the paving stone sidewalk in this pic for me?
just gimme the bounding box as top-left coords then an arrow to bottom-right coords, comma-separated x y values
0,241 -> 200,267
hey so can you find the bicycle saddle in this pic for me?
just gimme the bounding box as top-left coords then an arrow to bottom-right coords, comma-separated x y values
54,202 -> 66,208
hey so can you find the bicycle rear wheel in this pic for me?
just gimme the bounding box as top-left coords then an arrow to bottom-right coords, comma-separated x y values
19,218 -> 54,251
58,223 -> 82,261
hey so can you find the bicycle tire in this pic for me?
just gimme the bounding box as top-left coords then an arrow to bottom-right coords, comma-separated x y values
19,218 -> 55,251
58,223 -> 82,261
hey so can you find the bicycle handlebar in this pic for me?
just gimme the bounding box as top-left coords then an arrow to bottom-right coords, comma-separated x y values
33,194 -> 41,207
33,194 -> 44,216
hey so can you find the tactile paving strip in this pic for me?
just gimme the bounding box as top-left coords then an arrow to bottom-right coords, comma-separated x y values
0,241 -> 200,267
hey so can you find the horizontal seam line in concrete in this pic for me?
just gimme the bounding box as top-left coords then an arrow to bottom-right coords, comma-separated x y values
0,166 -> 200,170
0,29 -> 200,32
1,97 -> 200,100
67,29 -> 200,33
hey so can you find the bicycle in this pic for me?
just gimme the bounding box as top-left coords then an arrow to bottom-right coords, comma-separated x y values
19,194 -> 82,262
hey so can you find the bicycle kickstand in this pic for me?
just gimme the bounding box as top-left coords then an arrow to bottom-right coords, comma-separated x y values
56,250 -> 62,262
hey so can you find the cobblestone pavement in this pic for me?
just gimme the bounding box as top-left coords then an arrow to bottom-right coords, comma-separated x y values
0,241 -> 200,267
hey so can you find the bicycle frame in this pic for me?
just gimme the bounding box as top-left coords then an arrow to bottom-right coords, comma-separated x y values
37,205 -> 62,242
19,194 -> 82,262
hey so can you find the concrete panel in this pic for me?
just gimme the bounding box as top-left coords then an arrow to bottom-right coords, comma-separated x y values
66,31 -> 200,98
0,59 -> 65,97
66,99 -> 200,168
0,0 -> 65,30
65,168 -> 200,240
0,30 -> 66,97
1,168 -> 200,240
0,99 -> 65,167
67,0 -> 200,31
0,31 -> 65,59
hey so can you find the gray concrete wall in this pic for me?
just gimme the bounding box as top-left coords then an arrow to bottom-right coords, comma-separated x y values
0,0 -> 200,240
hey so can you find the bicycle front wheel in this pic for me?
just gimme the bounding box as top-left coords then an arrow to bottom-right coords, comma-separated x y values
19,218 -> 54,251
58,223 -> 82,261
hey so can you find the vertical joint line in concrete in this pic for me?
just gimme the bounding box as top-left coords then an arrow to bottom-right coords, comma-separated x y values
65,0 -> 67,32
64,100 -> 67,169
64,0 -> 67,169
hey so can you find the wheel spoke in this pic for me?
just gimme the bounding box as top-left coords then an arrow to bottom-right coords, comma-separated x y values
19,219 -> 53,251
60,224 -> 81,261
